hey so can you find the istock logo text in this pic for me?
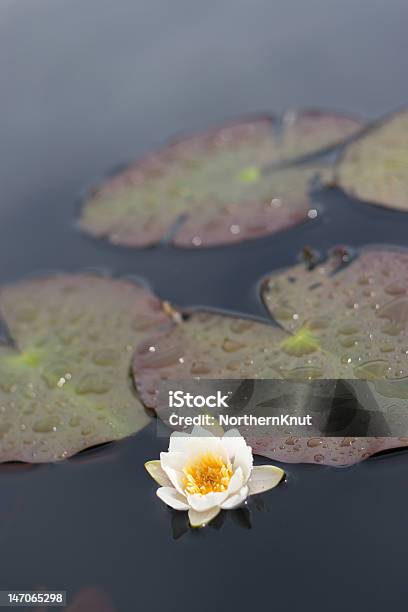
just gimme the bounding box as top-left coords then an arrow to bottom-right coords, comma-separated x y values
168,390 -> 229,409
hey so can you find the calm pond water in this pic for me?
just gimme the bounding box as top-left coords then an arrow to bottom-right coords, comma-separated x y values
0,1 -> 408,610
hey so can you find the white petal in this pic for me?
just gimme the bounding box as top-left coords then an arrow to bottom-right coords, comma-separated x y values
156,487 -> 189,510
160,452 -> 187,495
203,419 -> 224,437
226,466 -> 244,497
223,428 -> 243,439
191,424 -> 217,439
144,460 -> 172,486
163,467 -> 186,495
188,506 -> 221,528
248,465 -> 285,495
168,434 -> 229,466
187,490 -> 228,512
184,437 -> 230,465
168,431 -> 191,453
188,426 -> 230,463
220,485 -> 249,510
160,450 -> 187,472
222,430 -> 253,481
168,428 -> 219,454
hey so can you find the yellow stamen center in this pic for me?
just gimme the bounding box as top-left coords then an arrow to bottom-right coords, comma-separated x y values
183,453 -> 233,496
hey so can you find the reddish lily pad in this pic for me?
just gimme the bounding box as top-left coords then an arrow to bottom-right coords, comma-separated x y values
132,308 -> 408,466
134,312 -> 287,408
134,248 -> 408,467
259,248 -> 408,464
0,274 -> 169,462
334,109 -> 408,210
262,248 -> 408,370
80,112 -> 363,248
251,435 -> 408,466
278,110 -> 364,161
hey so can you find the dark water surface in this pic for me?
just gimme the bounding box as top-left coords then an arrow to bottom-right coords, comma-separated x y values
0,1 -> 408,610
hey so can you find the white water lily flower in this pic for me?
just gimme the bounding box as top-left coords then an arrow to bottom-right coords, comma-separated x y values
145,426 -> 285,527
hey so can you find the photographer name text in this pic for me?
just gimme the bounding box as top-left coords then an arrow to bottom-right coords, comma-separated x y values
168,413 -> 313,428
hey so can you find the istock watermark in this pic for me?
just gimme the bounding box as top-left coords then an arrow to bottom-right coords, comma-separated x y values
169,390 -> 229,409
154,378 -> 408,439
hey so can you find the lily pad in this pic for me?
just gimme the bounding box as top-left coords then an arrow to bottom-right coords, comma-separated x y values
134,251 -> 408,467
132,310 -> 405,466
277,110 -> 364,161
262,248 -> 408,367
80,112 -> 363,248
0,274 -> 169,462
260,248 -> 408,463
134,312 -> 287,409
334,108 -> 408,210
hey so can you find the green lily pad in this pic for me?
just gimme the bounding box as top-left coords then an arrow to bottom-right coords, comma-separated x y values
334,108 -> 408,210
80,112 -> 363,248
0,274 -> 169,462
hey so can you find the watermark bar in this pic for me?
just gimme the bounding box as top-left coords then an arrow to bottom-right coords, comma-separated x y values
155,379 -> 408,438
